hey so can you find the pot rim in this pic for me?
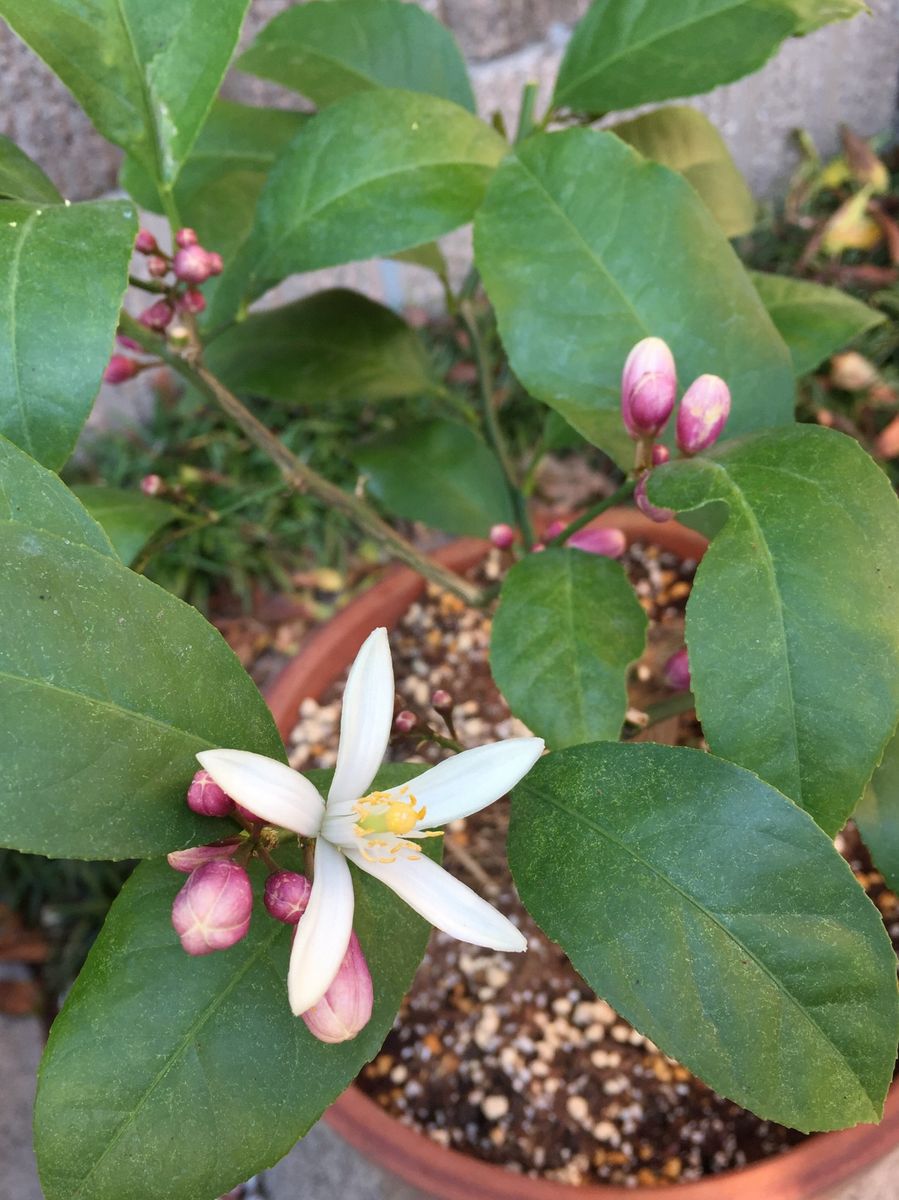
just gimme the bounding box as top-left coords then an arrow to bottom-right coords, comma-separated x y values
264,509 -> 899,1199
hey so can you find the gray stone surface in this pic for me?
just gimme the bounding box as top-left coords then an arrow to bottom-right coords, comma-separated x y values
265,1120 -> 429,1200
0,1015 -> 44,1200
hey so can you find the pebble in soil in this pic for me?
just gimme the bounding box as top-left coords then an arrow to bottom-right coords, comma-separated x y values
284,543 -> 897,1188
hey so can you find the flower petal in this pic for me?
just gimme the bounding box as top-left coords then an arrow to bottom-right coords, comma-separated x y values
400,738 -> 545,829
327,627 -> 394,815
196,749 -> 324,836
347,850 -> 526,952
288,838 -> 354,1016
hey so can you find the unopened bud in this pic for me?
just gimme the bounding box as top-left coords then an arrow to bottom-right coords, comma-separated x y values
531,542 -> 546,552
543,519 -> 566,540
179,288 -> 206,314
173,244 -> 213,284
167,838 -> 242,874
621,337 -> 677,438
140,473 -> 164,497
302,931 -> 374,1044
664,648 -> 691,692
171,861 -> 253,955
175,227 -> 198,248
432,689 -> 452,710
135,229 -> 158,255
205,251 -> 223,276
676,375 -> 731,455
264,871 -> 312,924
489,523 -> 516,550
117,334 -> 142,352
234,803 -> 261,825
138,299 -> 174,331
103,355 -> 138,384
187,768 -> 233,817
146,255 -> 168,278
394,710 -> 417,734
567,526 -> 627,558
634,475 -> 674,524
651,444 -> 670,466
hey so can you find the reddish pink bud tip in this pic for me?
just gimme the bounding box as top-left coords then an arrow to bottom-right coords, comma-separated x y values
138,300 -> 174,331
135,229 -> 158,255
489,523 -> 516,550
264,871 -> 312,924
140,473 -> 164,497
167,838 -> 242,874
394,710 -> 417,735
173,245 -> 213,285
234,803 -> 261,824
651,444 -> 671,466
171,861 -> 253,955
634,475 -> 674,524
116,334 -> 142,352
431,689 -> 452,710
179,288 -> 207,314
175,227 -> 198,248
302,931 -> 374,1044
146,255 -> 168,278
186,768 -> 233,817
676,374 -> 732,455
622,337 -> 677,439
543,519 -> 566,540
205,251 -> 223,276
568,526 -> 627,559
664,648 -> 691,692
532,542 -> 546,552
103,354 -> 139,384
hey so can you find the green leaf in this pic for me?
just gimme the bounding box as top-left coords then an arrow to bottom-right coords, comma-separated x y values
35,786 -> 434,1200
0,0 -> 251,189
856,728 -> 899,893
204,289 -> 437,407
237,0 -> 475,112
553,0 -> 797,113
355,419 -> 515,537
0,434 -> 115,556
649,425 -> 899,835
510,741 -> 899,1132
611,107 -> 756,238
491,549 -> 647,749
0,135 -> 62,204
474,130 -> 794,467
0,199 -> 136,469
0,523 -> 283,859
211,90 -> 506,325
788,0 -> 868,35
391,241 -> 449,277
750,270 -> 885,375
70,485 -> 180,566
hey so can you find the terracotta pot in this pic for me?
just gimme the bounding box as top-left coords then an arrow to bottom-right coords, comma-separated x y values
264,509 -> 899,1200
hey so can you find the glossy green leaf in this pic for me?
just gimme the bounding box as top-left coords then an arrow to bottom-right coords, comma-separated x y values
35,779 -> 434,1200
491,549 -> 647,749
553,0 -> 797,113
750,270 -> 885,375
0,0 -> 250,189
856,728 -> 899,893
71,485 -> 180,566
0,523 -> 283,858
237,0 -> 475,112
649,425 -> 899,835
474,131 -> 794,467
356,419 -> 514,537
0,200 -> 136,469
211,90 -> 506,325
788,0 -> 868,34
0,434 -> 114,556
204,289 -> 437,406
0,135 -> 62,204
612,107 -> 756,238
510,741 -> 899,1131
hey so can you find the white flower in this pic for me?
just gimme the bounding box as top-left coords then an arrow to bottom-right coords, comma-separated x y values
197,628 -> 544,1016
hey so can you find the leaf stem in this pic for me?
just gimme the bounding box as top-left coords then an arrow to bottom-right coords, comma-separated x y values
545,479 -> 636,546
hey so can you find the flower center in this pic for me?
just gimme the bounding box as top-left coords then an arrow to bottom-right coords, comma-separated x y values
352,787 -> 442,863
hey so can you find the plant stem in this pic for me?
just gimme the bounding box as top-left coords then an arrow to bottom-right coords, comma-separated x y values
515,82 -> 540,143
128,275 -> 169,294
545,479 -> 636,546
119,312 -> 490,608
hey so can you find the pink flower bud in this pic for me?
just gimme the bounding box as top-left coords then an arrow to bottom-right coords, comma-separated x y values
664,648 -> 691,692
138,300 -> 174,331
116,334 -> 142,352
167,838 -> 242,874
146,255 -> 168,278
264,871 -> 312,924
489,523 -> 516,550
651,444 -> 670,466
634,475 -> 674,524
543,519 -> 567,540
621,337 -> 677,438
171,861 -> 253,955
531,542 -> 546,552
676,375 -> 731,455
103,355 -> 138,384
394,710 -> 417,734
205,251 -> 223,276
302,931 -> 374,1044
568,526 -> 627,558
187,768 -> 233,817
140,473 -> 164,497
173,244 -> 213,284
179,288 -> 206,314
432,689 -> 452,710
135,229 -> 158,255
234,803 -> 261,825
175,227 -> 198,248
